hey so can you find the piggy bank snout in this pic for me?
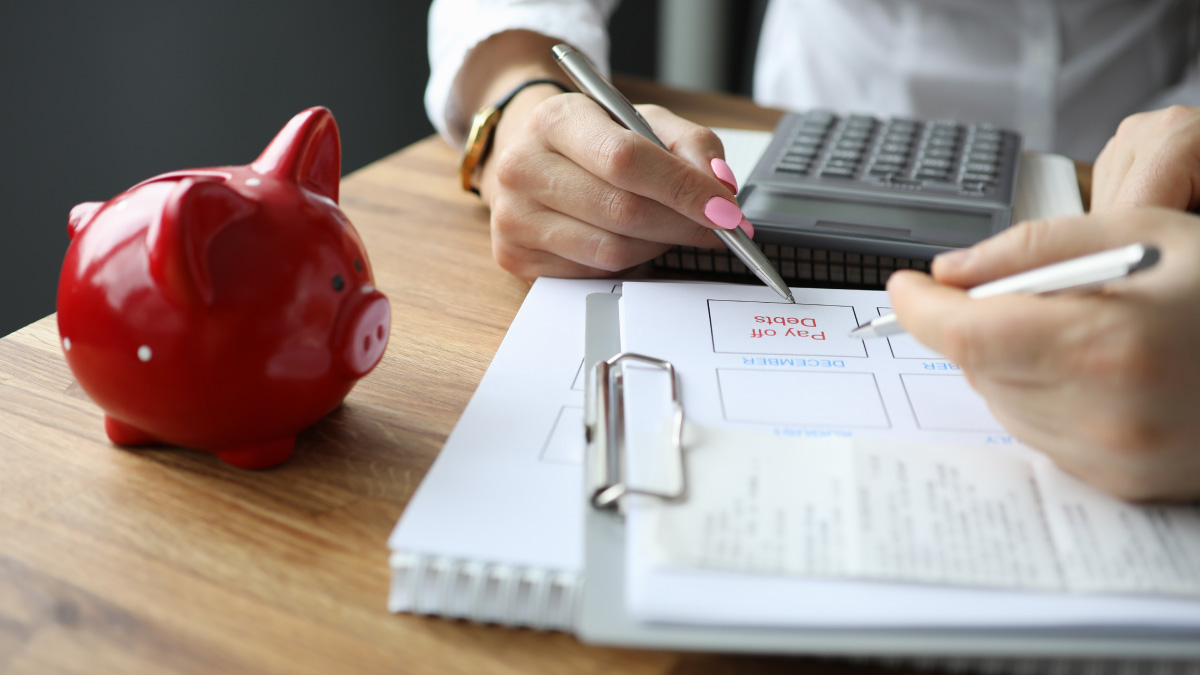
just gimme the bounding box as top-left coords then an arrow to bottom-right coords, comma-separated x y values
340,288 -> 390,378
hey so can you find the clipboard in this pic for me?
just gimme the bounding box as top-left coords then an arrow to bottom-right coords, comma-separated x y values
577,291 -> 1200,663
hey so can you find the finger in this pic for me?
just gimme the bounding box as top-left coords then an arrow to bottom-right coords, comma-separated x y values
1109,151 -> 1200,212
497,149 -> 722,248
638,105 -> 736,191
1089,135 -> 1131,213
536,95 -> 745,232
930,213 -> 1138,288
491,197 -> 673,274
1093,107 -> 1200,213
886,269 -> 1100,379
493,241 -> 625,280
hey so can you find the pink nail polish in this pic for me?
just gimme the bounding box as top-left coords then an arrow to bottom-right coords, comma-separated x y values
704,196 -> 743,230
711,157 -> 738,194
738,218 -> 754,238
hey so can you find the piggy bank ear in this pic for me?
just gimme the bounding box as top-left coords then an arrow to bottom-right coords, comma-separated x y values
148,178 -> 254,306
68,202 -> 103,240
250,106 -> 341,203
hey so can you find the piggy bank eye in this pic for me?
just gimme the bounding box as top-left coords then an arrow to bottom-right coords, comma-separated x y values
354,258 -> 363,274
331,274 -> 345,292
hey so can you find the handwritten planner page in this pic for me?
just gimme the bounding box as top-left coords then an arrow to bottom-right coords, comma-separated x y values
618,280 -> 1200,629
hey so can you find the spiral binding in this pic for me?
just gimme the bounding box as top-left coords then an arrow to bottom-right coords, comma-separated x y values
388,552 -> 578,631
390,552 -> 1199,673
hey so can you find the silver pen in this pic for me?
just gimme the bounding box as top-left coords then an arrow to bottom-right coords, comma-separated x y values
552,43 -> 795,304
850,243 -> 1161,339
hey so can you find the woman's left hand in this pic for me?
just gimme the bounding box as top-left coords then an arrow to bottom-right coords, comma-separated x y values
888,208 -> 1200,501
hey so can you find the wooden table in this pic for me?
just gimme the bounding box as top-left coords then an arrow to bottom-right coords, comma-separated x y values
0,79 -> 1071,674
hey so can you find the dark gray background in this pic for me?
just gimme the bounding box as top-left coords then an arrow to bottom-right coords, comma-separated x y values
1,1 -> 698,338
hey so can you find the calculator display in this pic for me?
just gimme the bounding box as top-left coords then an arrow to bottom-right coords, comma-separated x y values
743,190 -> 993,245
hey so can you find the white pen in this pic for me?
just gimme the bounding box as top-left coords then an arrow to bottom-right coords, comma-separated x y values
849,242 -> 1161,339
551,43 -> 795,304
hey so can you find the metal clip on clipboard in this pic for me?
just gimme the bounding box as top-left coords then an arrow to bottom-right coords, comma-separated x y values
585,352 -> 686,512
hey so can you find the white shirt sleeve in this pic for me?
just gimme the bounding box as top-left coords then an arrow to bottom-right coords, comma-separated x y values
426,0 -> 620,145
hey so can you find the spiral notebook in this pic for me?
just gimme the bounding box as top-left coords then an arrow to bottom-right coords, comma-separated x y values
387,277 -> 614,629
387,273 -> 1200,671
382,132 -> 1200,668
577,284 -> 1200,663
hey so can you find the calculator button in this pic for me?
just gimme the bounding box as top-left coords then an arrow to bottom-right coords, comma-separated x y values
782,151 -> 811,161
964,163 -> 998,175
836,139 -> 868,151
928,136 -> 959,148
916,169 -> 951,181
967,151 -> 999,164
794,133 -> 826,145
959,181 -> 991,194
776,165 -> 810,175
918,158 -> 953,170
922,148 -> 953,160
830,149 -> 863,161
826,158 -> 860,170
876,152 -> 910,164
883,134 -> 915,147
841,129 -> 873,142
868,164 -> 903,176
880,142 -> 911,154
846,114 -> 876,128
961,171 -> 995,183
974,129 -> 1002,141
820,166 -> 857,178
969,141 -> 1001,154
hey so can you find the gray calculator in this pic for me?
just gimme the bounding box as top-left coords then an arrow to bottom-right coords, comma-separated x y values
739,111 -> 1021,259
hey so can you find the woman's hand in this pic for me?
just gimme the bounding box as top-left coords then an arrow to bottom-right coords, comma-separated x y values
1092,105 -> 1200,212
477,88 -> 748,278
887,208 -> 1200,501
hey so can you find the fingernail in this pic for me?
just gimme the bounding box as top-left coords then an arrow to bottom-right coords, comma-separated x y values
738,218 -> 754,238
704,196 -> 743,229
711,157 -> 738,194
934,247 -> 973,271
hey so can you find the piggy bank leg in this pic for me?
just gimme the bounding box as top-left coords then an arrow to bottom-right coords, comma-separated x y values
105,415 -> 162,446
215,437 -> 295,470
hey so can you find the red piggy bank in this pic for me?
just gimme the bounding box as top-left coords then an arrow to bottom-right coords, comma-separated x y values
56,107 -> 391,469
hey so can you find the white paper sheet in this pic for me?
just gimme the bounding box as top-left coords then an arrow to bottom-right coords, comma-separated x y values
387,278 -> 618,572
620,280 -> 1200,628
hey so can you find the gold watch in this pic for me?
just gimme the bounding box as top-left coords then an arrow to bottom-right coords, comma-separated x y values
458,78 -> 570,195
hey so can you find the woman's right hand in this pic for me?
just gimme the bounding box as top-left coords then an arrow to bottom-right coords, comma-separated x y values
477,88 -> 750,279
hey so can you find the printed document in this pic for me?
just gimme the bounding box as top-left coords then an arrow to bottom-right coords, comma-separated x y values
618,280 -> 1200,628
